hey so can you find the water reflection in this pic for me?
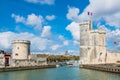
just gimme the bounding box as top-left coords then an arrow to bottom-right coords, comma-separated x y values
0,66 -> 119,80
80,68 -> 120,80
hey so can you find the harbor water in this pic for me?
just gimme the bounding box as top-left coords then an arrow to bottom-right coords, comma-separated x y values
0,66 -> 120,80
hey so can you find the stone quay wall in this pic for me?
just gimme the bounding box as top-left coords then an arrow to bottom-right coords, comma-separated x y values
0,65 -> 56,72
80,64 -> 120,73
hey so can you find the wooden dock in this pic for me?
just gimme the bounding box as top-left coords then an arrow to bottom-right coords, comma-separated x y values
80,64 -> 120,73
0,65 -> 56,72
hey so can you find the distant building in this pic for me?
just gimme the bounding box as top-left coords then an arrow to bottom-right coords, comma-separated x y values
80,20 -> 120,65
0,52 -> 5,68
65,51 -> 69,56
0,50 -> 11,67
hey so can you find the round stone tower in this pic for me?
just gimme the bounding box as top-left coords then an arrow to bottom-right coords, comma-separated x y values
12,40 -> 30,60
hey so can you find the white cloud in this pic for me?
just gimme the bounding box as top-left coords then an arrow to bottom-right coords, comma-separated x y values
58,35 -> 69,46
41,26 -> 51,38
103,13 -> 120,27
66,22 -> 80,41
85,0 -> 120,28
0,32 -> 15,49
0,31 -> 52,51
66,0 -> 120,48
63,40 -> 69,46
73,40 -> 80,46
67,50 -> 79,56
106,29 -> 120,41
46,15 -> 55,21
31,37 -> 51,51
58,35 -> 65,41
50,44 -> 61,51
106,29 -> 120,49
0,31 -> 75,52
66,0 -> 120,28
98,25 -> 109,31
25,0 -> 55,5
83,0 -> 120,49
26,14 -> 44,29
66,6 -> 87,22
11,14 -> 25,23
11,13 -> 44,30
85,0 -> 120,17
66,6 -> 80,22
97,25 -> 120,49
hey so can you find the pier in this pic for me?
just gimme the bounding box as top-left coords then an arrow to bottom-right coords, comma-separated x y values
80,64 -> 120,73
0,65 -> 56,72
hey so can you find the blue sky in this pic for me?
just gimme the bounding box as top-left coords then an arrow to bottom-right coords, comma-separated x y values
0,0 -> 88,34
0,0 -> 120,55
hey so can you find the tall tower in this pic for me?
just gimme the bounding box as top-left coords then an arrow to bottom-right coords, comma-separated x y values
12,40 -> 30,60
93,30 -> 106,64
80,20 -> 107,65
80,20 -> 92,64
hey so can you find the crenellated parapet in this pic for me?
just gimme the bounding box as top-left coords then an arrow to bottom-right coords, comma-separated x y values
12,40 -> 30,44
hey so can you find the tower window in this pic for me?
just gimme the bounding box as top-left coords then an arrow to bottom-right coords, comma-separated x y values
15,53 -> 18,56
17,47 -> 19,49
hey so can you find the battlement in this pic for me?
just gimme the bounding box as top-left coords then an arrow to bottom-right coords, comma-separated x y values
90,30 -> 106,34
80,20 -> 91,25
80,20 -> 92,30
12,40 -> 31,44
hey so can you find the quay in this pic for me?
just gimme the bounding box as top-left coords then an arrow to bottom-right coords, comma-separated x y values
80,64 -> 120,73
0,65 -> 56,72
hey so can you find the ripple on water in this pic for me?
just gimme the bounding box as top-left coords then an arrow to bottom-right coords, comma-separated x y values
0,66 -> 119,80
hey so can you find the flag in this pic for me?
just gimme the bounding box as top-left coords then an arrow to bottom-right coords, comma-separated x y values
88,12 -> 92,16
114,41 -> 117,45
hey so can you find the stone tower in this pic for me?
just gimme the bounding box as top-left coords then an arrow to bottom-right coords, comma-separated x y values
12,40 -> 30,60
80,20 -> 92,64
80,20 -> 107,64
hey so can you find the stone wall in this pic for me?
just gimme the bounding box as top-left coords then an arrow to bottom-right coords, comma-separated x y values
11,54 -> 47,67
106,50 -> 120,63
11,59 -> 37,67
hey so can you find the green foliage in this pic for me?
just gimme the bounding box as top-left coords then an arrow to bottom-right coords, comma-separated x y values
47,55 -> 79,61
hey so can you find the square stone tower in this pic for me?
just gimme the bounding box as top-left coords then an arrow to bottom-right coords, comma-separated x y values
80,20 -> 107,65
80,20 -> 92,64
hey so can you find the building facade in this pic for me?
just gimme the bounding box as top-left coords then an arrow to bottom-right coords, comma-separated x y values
0,50 -> 11,67
80,20 -> 120,65
0,53 -> 5,67
106,50 -> 120,63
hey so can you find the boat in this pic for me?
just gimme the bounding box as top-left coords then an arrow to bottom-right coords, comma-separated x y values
56,65 -> 60,67
67,63 -> 73,67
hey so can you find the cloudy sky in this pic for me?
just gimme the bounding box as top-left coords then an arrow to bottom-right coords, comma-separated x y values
0,0 -> 120,54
